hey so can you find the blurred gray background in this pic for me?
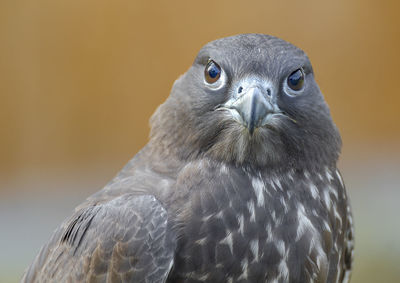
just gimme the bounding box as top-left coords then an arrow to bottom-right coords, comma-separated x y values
1,0 -> 399,282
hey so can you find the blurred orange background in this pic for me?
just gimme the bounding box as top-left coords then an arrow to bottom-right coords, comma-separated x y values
1,1 -> 399,282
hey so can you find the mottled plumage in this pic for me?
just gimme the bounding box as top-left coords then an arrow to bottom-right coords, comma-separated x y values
23,34 -> 354,283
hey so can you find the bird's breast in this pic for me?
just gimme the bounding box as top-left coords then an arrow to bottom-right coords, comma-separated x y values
167,164 -> 346,283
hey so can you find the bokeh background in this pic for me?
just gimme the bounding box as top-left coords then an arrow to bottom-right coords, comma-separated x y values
1,1 -> 399,282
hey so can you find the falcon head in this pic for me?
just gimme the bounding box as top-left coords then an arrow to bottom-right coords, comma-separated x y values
150,34 -> 341,170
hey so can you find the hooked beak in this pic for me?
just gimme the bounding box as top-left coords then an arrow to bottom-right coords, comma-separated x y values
222,85 -> 277,135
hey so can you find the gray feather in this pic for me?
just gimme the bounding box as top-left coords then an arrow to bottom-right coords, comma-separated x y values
22,195 -> 176,282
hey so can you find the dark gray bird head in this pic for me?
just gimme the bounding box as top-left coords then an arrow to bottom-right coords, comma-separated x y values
150,34 -> 341,170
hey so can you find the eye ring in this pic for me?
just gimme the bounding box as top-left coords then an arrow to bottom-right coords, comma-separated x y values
204,60 -> 221,84
287,68 -> 305,91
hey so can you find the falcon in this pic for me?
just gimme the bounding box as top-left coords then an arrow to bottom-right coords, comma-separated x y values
22,34 -> 354,283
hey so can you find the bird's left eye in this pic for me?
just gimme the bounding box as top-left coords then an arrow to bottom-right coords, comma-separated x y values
204,60 -> 221,84
287,68 -> 305,91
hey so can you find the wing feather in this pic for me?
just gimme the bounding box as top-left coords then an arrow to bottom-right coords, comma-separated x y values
22,194 -> 176,283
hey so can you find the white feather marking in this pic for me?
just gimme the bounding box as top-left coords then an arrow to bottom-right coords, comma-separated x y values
328,185 -> 338,200
342,269 -> 352,283
278,259 -> 289,282
323,220 -> 331,232
274,177 -> 283,190
220,164 -> 228,174
296,206 -> 328,272
296,204 -> 316,241
325,167 -> 334,182
219,232 -> 234,255
304,170 -> 310,179
287,169 -> 295,181
250,240 -> 259,262
238,258 -> 249,280
333,205 -> 343,228
309,183 -> 319,199
311,208 -> 318,217
247,201 -> 256,222
265,223 -> 272,242
166,259 -> 174,279
195,237 -> 207,245
269,179 -> 277,191
336,169 -> 344,188
276,240 -> 286,256
202,214 -> 212,222
215,210 -> 224,219
323,189 -> 332,209
333,241 -> 338,252
238,214 -> 245,235
198,273 -> 209,280
252,177 -> 265,207
280,197 -> 289,213
271,210 -> 276,222
335,253 -> 342,283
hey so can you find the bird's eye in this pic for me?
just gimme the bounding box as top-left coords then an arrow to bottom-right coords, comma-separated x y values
204,60 -> 221,84
287,68 -> 305,91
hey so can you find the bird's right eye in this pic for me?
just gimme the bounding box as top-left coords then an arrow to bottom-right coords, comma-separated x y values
204,60 -> 221,84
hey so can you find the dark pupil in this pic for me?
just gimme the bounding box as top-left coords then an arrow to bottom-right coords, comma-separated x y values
289,70 -> 302,86
208,64 -> 220,78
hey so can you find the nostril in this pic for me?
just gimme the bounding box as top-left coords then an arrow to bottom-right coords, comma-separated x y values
238,86 -> 243,94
